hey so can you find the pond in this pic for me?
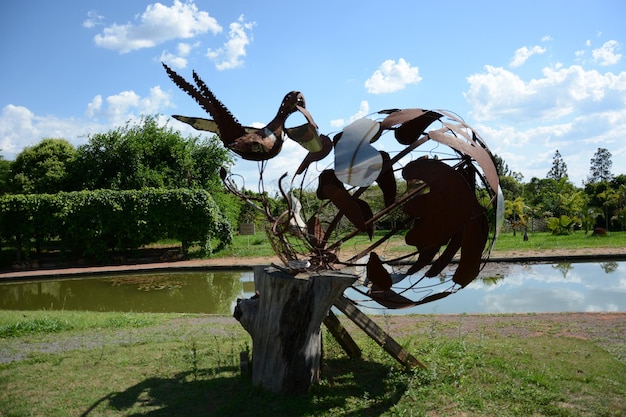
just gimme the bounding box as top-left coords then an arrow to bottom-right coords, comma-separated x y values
0,270 -> 253,315
1,261 -> 625,314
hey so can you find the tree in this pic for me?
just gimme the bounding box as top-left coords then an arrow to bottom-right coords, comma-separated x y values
597,188 -> 618,230
493,153 -> 523,181
493,154 -> 523,201
0,155 -> 10,195
547,149 -> 568,180
587,147 -> 613,184
9,138 -> 77,194
73,115 -> 232,191
505,196 -> 528,235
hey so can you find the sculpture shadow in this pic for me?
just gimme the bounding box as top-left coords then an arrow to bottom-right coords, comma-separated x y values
81,359 -> 408,417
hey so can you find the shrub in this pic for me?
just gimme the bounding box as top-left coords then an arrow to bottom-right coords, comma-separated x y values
0,189 -> 232,262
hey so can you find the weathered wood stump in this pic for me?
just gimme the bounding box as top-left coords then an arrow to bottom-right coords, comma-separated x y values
234,266 -> 355,394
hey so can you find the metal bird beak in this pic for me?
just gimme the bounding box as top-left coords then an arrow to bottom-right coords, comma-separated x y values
285,100 -> 323,153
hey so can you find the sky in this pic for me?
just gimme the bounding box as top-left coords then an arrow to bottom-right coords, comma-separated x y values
1,0 -> 625,190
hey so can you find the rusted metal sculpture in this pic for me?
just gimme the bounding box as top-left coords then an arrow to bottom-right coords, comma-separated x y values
164,64 -> 503,392
163,63 -> 503,310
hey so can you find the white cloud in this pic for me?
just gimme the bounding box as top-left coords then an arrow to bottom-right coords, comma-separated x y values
364,58 -> 422,94
330,118 -> 344,128
87,86 -> 172,125
0,105 -> 38,155
0,87 -> 175,160
510,45 -> 547,68
592,40 -> 622,66
465,64 -> 626,122
83,10 -> 104,29
0,105 -> 101,159
159,42 -> 195,68
86,95 -> 103,118
207,15 -> 255,70
329,101 -> 370,128
465,60 -> 626,185
348,101 -> 370,123
92,0 -> 221,54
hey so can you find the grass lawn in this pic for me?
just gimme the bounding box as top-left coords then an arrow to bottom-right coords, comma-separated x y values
210,230 -> 626,260
1,311 -> 625,416
492,230 -> 626,252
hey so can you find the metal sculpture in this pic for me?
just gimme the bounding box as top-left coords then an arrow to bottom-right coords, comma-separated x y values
164,63 -> 503,311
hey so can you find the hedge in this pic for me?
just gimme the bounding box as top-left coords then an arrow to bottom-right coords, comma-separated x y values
0,189 -> 232,262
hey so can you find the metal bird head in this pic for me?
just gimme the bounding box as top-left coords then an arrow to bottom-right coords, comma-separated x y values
279,91 -> 306,115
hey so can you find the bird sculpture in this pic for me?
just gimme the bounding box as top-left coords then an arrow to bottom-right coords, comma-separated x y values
162,63 -> 323,160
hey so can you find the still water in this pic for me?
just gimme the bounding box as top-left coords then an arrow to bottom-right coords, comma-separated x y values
350,261 -> 626,315
0,270 -> 253,315
1,262 -> 625,314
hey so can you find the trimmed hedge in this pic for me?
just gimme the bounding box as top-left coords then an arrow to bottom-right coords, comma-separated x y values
0,189 -> 232,261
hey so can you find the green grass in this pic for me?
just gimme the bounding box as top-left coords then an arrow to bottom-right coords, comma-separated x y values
1,311 -> 624,416
210,230 -> 626,260
492,230 -> 626,252
0,310 -> 170,338
214,232 -> 277,258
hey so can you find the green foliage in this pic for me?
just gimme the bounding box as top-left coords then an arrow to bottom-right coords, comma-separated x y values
0,189 -> 232,262
588,147 -> 613,184
546,149 -> 568,180
0,316 -> 73,337
0,156 -> 10,194
73,115 -> 232,191
0,310 -> 161,338
546,215 -> 578,235
9,138 -> 77,194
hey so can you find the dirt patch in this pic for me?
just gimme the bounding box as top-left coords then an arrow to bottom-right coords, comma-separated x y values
349,312 -> 626,363
2,312 -> 625,365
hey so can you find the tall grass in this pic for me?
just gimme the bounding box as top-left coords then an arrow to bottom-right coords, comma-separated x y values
0,310 -> 168,338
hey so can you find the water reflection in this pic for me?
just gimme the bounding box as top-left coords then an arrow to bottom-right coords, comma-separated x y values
0,270 -> 251,314
475,261 -> 626,314
347,261 -> 626,315
1,262 -> 625,314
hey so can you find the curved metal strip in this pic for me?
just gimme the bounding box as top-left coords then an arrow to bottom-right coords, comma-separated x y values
428,125 -> 499,194
367,288 -> 454,309
173,115 -> 258,135
285,123 -> 323,152
296,134 -> 333,175
334,118 -> 383,187
375,151 -> 397,207
380,109 -> 444,145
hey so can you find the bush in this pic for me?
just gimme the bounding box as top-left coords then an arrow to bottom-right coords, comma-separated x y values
0,189 -> 232,262
546,214 -> 578,235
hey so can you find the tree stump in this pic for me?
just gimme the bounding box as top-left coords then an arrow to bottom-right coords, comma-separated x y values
234,266 -> 355,394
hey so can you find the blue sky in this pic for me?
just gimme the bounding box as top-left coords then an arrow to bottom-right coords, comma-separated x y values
1,0 -> 625,188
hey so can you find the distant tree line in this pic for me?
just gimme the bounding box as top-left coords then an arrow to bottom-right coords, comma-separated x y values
498,147 -> 626,236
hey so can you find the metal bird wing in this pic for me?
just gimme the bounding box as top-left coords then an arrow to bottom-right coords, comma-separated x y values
172,115 -> 257,135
